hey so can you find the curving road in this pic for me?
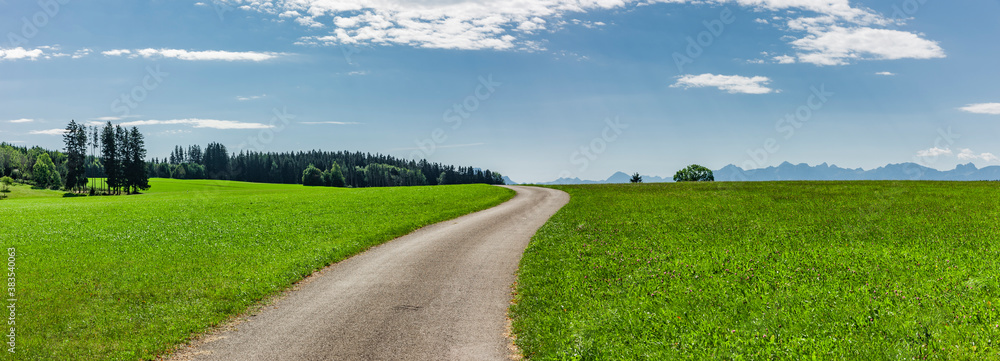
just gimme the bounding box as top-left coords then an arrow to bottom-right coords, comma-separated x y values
170,185 -> 569,361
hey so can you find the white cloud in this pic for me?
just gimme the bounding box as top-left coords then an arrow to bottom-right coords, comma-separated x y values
671,73 -> 774,94
875,71 -> 896,76
91,116 -> 125,121
29,129 -> 68,135
754,18 -> 769,24
102,49 -> 132,56
219,0 -> 941,63
788,25 -> 945,66
104,48 -> 282,62
72,48 -> 92,59
773,55 -> 796,64
957,149 -> 999,162
916,147 -> 952,157
137,48 -> 282,61
8,118 -> 35,123
153,129 -> 194,136
0,47 -> 44,61
236,94 -> 267,101
346,70 -> 369,76
392,142 -> 484,151
300,121 -> 362,125
959,103 -> 1000,115
119,118 -> 274,130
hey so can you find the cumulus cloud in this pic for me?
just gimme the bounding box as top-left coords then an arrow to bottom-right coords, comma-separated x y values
671,73 -> 774,94
102,49 -> 132,56
216,0 -> 944,66
875,71 -> 896,76
788,26 -> 945,66
957,149 -> 999,162
29,129 -> 69,135
8,118 -> 35,123
0,47 -> 45,61
916,147 -> 952,157
959,103 -> 1000,115
119,118 -> 274,130
103,48 -> 282,62
773,55 -> 796,64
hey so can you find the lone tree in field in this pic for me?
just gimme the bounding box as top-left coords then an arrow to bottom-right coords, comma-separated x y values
673,164 -> 714,182
1,176 -> 11,192
302,164 -> 324,186
630,172 -> 642,183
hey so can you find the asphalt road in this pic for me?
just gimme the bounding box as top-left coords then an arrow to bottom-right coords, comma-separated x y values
170,185 -> 569,361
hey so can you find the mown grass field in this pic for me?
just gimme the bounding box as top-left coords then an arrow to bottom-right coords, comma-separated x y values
0,183 -> 66,200
512,182 -> 1000,360
1,179 -> 514,360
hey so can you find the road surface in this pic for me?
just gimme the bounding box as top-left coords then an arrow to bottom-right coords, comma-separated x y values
170,185 -> 569,361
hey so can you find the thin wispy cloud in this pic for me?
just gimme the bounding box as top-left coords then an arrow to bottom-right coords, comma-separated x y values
875,71 -> 896,76
29,129 -> 69,135
391,142 -> 485,151
8,118 -> 35,123
300,121 -> 362,125
671,74 -> 774,95
959,103 -> 1000,115
237,94 -> 267,101
120,118 -> 274,130
916,147 -> 952,157
104,48 -> 284,62
91,116 -> 126,121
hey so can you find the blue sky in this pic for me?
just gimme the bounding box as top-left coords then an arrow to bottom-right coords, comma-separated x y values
1,0 -> 998,183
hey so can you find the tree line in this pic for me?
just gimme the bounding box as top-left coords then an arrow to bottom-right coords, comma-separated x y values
141,146 -> 505,187
3,123 -> 503,191
0,121 -> 151,194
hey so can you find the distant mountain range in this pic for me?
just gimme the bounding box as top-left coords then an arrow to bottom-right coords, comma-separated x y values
503,162 -> 1000,185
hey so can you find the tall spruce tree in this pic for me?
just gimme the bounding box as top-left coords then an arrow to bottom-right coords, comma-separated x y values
63,120 -> 89,192
100,122 -> 119,195
127,127 -> 150,193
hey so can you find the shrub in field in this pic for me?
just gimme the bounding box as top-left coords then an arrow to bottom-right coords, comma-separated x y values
673,164 -> 714,182
302,164 -> 324,186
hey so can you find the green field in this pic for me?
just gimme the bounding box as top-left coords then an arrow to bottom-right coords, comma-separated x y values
512,182 -> 1000,360
0,183 -> 67,200
1,179 -> 514,360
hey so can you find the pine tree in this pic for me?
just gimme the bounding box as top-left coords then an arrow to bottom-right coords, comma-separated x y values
127,127 -> 150,193
63,120 -> 89,192
100,122 -> 119,195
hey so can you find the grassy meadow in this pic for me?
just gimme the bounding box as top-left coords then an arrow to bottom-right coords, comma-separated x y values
512,182 -> 1000,360
1,179 -> 514,360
